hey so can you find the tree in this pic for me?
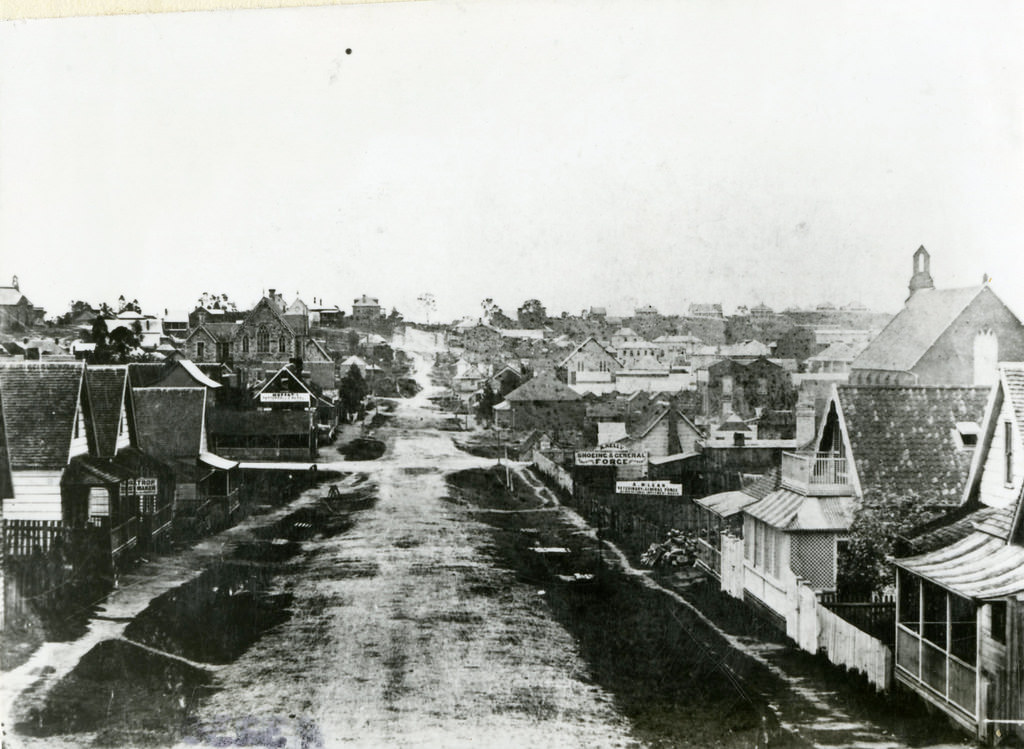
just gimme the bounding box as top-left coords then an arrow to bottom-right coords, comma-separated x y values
837,489 -> 943,600
475,382 -> 498,425
339,364 -> 368,422
90,315 -> 109,347
516,299 -> 547,329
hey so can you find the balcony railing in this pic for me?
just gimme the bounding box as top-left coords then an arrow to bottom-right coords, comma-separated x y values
781,452 -> 853,496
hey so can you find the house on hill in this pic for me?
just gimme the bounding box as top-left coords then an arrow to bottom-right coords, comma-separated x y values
560,337 -> 621,386
494,372 -> 584,434
850,247 -> 1024,387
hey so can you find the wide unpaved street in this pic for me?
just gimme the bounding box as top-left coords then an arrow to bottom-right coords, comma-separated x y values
1,333 -> 969,747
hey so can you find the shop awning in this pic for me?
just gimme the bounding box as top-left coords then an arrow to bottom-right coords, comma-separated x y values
199,452 -> 240,471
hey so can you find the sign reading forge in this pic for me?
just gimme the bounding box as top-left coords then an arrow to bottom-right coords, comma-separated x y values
574,450 -> 648,466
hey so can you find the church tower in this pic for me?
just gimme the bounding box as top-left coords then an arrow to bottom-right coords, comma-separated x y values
908,245 -> 935,297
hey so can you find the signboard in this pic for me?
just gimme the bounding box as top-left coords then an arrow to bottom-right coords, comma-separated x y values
575,450 -> 648,466
260,391 -> 310,404
616,480 -> 683,496
135,478 -> 158,496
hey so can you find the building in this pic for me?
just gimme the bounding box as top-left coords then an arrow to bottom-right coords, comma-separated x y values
352,294 -> 382,322
494,372 -> 584,434
892,364 -> 1024,740
805,340 -> 868,375
133,387 -> 241,529
0,277 -> 41,332
560,337 -> 621,386
688,303 -> 724,319
850,248 -> 1024,387
184,292 -> 334,388
749,302 -> 774,320
634,304 -> 659,318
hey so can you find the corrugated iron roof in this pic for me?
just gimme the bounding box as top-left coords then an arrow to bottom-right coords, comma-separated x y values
695,490 -> 758,518
896,532 -> 1024,599
744,489 -> 854,531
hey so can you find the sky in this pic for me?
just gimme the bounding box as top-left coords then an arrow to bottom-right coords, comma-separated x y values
1,0 -> 1023,322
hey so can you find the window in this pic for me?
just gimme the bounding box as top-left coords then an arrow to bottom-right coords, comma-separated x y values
196,341 -> 205,359
991,601 -> 1007,645
1006,421 -> 1014,486
242,336 -> 250,353
955,422 -> 979,450
722,375 -> 733,395
257,326 -> 270,353
757,378 -> 767,396
279,336 -> 287,353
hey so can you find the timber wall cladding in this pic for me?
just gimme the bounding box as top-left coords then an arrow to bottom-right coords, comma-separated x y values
4,472 -> 63,520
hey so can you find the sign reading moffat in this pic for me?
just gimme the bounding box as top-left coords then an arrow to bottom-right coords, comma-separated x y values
574,450 -> 648,466
615,480 -> 682,496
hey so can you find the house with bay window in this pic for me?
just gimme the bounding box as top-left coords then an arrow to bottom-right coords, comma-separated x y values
893,363 -> 1024,741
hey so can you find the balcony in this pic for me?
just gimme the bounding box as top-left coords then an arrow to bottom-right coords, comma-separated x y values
781,452 -> 854,496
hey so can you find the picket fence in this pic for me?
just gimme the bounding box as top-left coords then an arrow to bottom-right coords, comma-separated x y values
720,534 -> 892,691
534,452 -> 574,495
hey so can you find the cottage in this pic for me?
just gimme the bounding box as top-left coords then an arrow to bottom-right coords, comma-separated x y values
494,372 -> 584,435
850,248 -> 1024,387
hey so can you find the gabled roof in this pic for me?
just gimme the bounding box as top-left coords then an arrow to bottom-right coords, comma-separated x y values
627,400 -> 700,441
0,362 -> 85,469
851,286 -> 987,373
0,287 -> 29,306
84,365 -> 128,458
558,337 -> 620,369
132,387 -> 207,460
255,364 -> 316,398
238,296 -> 298,336
961,363 -> 1024,507
835,385 -> 989,505
185,322 -> 238,344
504,372 -> 582,402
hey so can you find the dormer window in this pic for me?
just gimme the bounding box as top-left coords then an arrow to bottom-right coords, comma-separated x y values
955,422 -> 979,450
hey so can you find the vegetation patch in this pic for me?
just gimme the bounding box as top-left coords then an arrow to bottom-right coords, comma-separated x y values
338,437 -> 387,460
15,638 -> 212,744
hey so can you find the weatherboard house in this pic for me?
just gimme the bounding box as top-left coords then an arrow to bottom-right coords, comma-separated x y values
893,364 -> 1024,741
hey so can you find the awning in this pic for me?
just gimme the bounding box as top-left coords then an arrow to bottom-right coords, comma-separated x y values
695,490 -> 758,518
648,451 -> 701,466
744,489 -> 854,531
62,455 -> 135,486
895,532 -> 1024,600
200,452 -> 240,471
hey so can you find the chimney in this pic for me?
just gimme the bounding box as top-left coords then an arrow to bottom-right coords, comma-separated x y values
795,397 -> 816,447
268,288 -> 276,298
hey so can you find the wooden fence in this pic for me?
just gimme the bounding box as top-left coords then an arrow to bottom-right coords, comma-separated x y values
821,600 -> 895,645
4,519 -> 66,557
717,535 -> 892,690
534,452 -> 574,495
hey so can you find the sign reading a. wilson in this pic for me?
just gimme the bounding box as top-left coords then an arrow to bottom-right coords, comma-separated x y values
615,480 -> 682,496
574,450 -> 648,466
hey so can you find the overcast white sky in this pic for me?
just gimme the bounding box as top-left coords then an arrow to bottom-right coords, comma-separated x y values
1,0 -> 1023,322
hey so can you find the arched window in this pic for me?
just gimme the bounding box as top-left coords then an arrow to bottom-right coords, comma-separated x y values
242,336 -> 249,353
974,328 -> 998,386
257,326 -> 270,353
279,336 -> 287,353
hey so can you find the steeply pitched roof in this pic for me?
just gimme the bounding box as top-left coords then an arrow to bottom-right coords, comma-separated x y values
84,365 -> 128,458
836,385 -> 990,505
851,286 -> 985,373
132,387 -> 206,460
504,373 -> 582,402
745,489 -> 855,531
0,362 -> 84,469
0,287 -> 29,306
558,337 -> 619,369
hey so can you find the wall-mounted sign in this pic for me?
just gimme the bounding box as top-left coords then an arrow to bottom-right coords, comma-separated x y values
135,478 -> 158,496
260,391 -> 310,403
615,480 -> 683,496
574,450 -> 648,466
